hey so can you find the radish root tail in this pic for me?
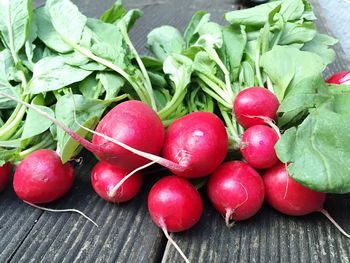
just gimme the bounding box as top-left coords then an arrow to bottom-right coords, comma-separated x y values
108,160 -> 157,198
225,209 -> 235,228
319,208 -> 350,239
160,222 -> 190,263
24,201 -> 99,227
244,115 -> 281,138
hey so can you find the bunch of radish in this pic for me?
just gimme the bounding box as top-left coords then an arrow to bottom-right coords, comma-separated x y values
1,76 -> 350,262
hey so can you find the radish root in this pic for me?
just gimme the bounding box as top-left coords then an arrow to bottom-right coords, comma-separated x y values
108,160 -> 156,198
319,208 -> 350,239
160,220 -> 190,263
244,115 -> 281,138
283,163 -> 290,199
24,201 -> 99,227
224,183 -> 249,228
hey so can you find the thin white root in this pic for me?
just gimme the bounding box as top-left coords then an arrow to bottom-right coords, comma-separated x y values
161,225 -> 190,263
283,163 -> 290,200
225,209 -> 235,228
245,115 -> 281,138
24,201 -> 99,227
108,160 -> 157,198
319,208 -> 350,239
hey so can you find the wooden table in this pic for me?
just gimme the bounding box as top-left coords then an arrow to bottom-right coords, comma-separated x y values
1,1 -> 349,262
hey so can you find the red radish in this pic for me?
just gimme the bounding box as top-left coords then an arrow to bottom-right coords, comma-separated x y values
92,100 -> 165,170
148,176 -> 202,263
326,70 -> 350,84
162,112 -> 228,178
91,161 -> 142,203
207,161 -> 265,227
0,162 -> 12,192
233,87 -> 279,128
263,162 -> 350,238
240,125 -> 279,169
13,149 -> 74,203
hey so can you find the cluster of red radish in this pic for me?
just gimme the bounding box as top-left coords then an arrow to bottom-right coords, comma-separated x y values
0,70 -> 349,263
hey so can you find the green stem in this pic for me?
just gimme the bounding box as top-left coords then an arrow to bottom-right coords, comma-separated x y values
255,37 -> 264,87
119,22 -> 157,111
219,106 -> 241,147
0,105 -> 26,140
18,135 -> 54,159
197,73 -> 232,107
197,80 -> 232,109
207,48 -> 234,101
158,86 -> 187,120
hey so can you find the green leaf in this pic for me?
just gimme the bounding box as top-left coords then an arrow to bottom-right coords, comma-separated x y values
260,45 -> 325,100
27,56 -> 92,94
34,7 -> 72,53
21,105 -> 54,139
78,74 -> 101,99
279,22 -> 316,45
97,72 -> 124,99
147,25 -> 185,61
225,0 -> 304,26
0,49 -> 17,109
100,0 -> 126,24
220,25 -> 247,80
277,75 -> 331,127
183,11 -> 210,46
55,94 -> 110,163
276,103 -> 350,193
193,51 -> 217,75
0,0 -> 32,54
301,33 -> 337,65
46,0 -> 87,46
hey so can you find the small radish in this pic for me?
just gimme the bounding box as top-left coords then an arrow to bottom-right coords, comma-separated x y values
162,112 -> 228,178
91,161 -> 142,203
207,161 -> 265,227
148,176 -> 203,263
92,100 -> 165,170
0,162 -> 12,192
240,125 -> 279,169
326,70 -> 350,84
13,149 -> 74,203
233,87 -> 279,128
263,162 -> 350,238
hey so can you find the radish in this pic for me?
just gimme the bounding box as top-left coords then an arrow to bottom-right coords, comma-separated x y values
207,161 -> 265,227
0,162 -> 12,192
91,161 -> 142,203
162,112 -> 228,178
326,70 -> 350,84
13,149 -> 74,203
263,162 -> 350,238
240,125 -> 279,169
233,87 -> 279,128
148,175 -> 203,263
92,100 -> 165,170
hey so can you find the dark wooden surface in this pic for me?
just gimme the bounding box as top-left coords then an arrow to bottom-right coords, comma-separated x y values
1,1 -> 350,262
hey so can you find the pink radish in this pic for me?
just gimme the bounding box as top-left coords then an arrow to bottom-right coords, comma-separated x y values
13,149 -> 74,203
240,125 -> 279,169
207,161 -> 265,227
91,161 -> 142,203
92,100 -> 165,170
326,70 -> 350,84
162,112 -> 228,178
263,162 -> 350,238
0,162 -> 12,192
233,87 -> 279,128
148,175 -> 202,263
